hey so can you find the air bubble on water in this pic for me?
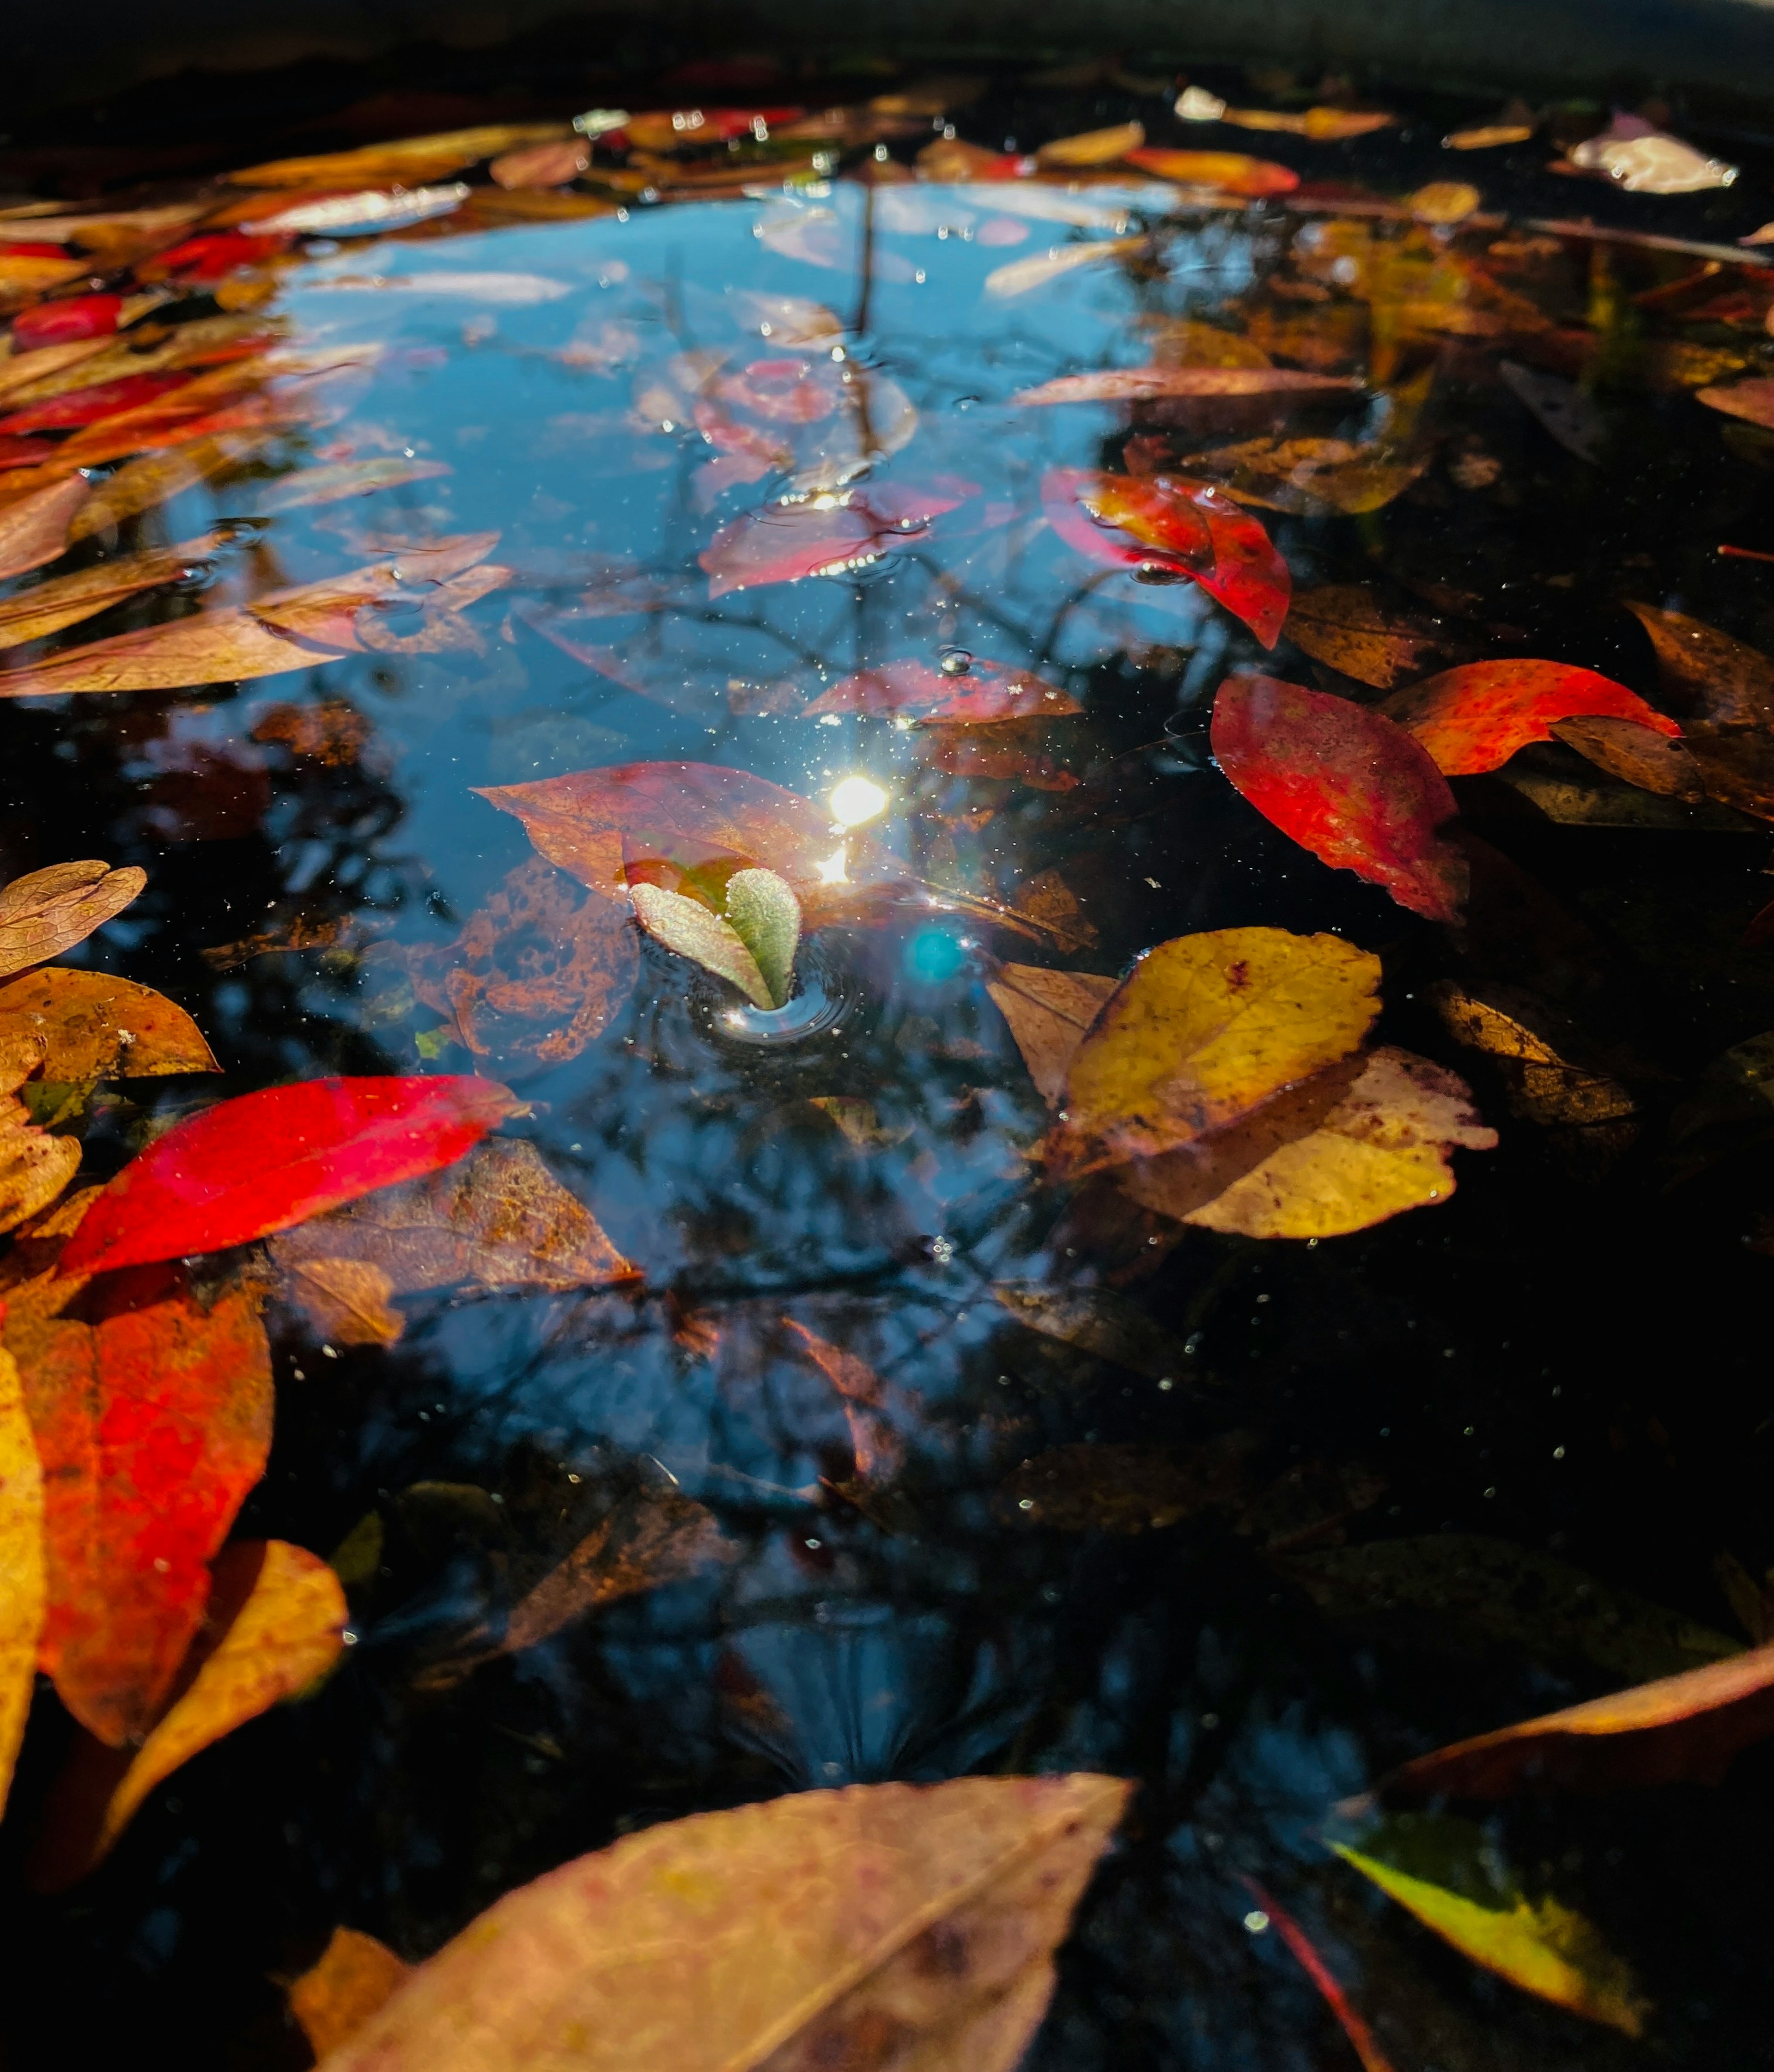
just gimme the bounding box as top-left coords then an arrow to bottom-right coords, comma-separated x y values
937,646 -> 972,676
1135,561 -> 1186,585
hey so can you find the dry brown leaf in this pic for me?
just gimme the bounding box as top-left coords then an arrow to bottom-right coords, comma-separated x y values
0,861 -> 145,980
289,1928 -> 413,2062
0,968 -> 215,1080
1284,585 -> 1456,690
313,1773 -> 1131,2072
0,476 -> 89,581
0,606 -> 335,700
1009,869 -> 1098,952
0,535 -> 221,649
1549,715 -> 1706,799
986,964 -> 1118,1106
1623,599 -> 1774,729
228,126 -> 568,187
283,1258 -> 402,1347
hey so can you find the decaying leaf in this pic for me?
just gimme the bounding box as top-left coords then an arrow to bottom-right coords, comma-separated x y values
0,1347 -> 43,1820
1009,869 -> 1098,952
288,1929 -> 413,2063
1210,675 -> 1468,921
1286,1533 -> 1742,1683
987,965 -> 1119,1106
313,1773 -> 1131,2072
2,1261 -> 274,1744
502,1489 -> 733,1655
1377,1636 -> 1774,1798
1050,927 -> 1381,1172
808,1097 -> 913,1149
1622,600 -> 1774,729
1333,1815 -> 1649,2036
1191,435 -> 1429,518
992,1282 -> 1191,1383
1428,980 -> 1638,1133
1549,715 -> 1705,800
271,1136 -> 636,1344
1381,660 -> 1679,775
1284,585 -> 1457,691
0,968 -> 217,1080
782,1317 -> 907,1482
0,860 -> 145,978
32,1538 -> 346,1884
0,1034 -> 82,1233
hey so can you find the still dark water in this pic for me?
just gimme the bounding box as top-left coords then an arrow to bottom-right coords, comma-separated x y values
3,40 -> 1774,2072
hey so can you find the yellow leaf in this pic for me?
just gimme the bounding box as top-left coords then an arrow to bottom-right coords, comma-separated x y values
0,1346 -> 43,1818
1333,1825 -> 1650,2036
313,1773 -> 1130,2072
1036,121 -> 1145,167
0,968 -> 218,1079
1173,1047 -> 1496,1238
1051,927 -> 1380,1172
74,1540 -> 345,1877
288,1927 -> 412,2062
0,1032 -> 82,1231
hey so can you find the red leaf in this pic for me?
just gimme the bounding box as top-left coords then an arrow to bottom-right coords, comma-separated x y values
10,295 -> 122,352
0,438 -> 59,472
1238,1878 -> 1397,2072
56,1076 -> 518,1279
4,1262 -> 273,1744
699,481 -> 972,597
1374,1639 -> 1774,1799
1210,675 -> 1467,921
1043,468 -> 1291,647
1380,660 -> 1680,775
0,372 -> 194,437
803,657 -> 1081,723
138,231 -> 290,283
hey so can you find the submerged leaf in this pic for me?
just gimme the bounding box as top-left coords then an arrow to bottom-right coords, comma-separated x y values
315,1774 -> 1130,2072
503,1491 -> 733,1655
1381,660 -> 1678,774
1051,927 -> 1381,1171
992,1283 -> 1193,1382
0,534 -> 220,648
1210,675 -> 1467,921
700,481 -> 970,596
1549,715 -> 1705,799
58,1077 -> 520,1278
0,860 -> 145,978
1284,585 -> 1455,690
1333,1816 -> 1649,2035
1623,600 -> 1774,729
0,605 -> 338,699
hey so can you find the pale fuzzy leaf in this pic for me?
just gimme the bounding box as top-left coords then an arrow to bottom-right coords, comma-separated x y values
631,882 -> 773,1008
315,1773 -> 1131,2072
723,868 -> 801,1008
0,1347 -> 43,1819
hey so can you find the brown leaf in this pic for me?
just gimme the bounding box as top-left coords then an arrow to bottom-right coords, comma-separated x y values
985,964 -> 1118,1106
998,1440 -> 1251,1532
0,476 -> 89,580
227,126 -> 569,188
249,698 -> 371,766
271,1136 -> 637,1342
0,860 -> 145,980
0,534 -> 221,649
408,859 -> 639,1065
1009,869 -> 1098,952
1549,715 -> 1706,799
1285,585 -> 1459,691
502,1488 -> 733,1655
288,1929 -> 413,2063
490,138 -> 592,188
0,606 -> 338,699
66,435 -> 255,541
782,1318 -> 908,1482
308,1773 -> 1131,2072
991,1282 -> 1192,1382
0,968 -> 217,1079
1427,980 -> 1638,1130
1622,599 -> 1774,728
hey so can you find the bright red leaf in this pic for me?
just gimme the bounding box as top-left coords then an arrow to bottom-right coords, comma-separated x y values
2,1261 -> 273,1745
0,372 -> 195,438
56,1076 -> 519,1279
803,657 -> 1081,723
1043,467 -> 1291,647
699,481 -> 972,597
1380,660 -> 1680,775
1211,675 -> 1467,921
10,295 -> 122,352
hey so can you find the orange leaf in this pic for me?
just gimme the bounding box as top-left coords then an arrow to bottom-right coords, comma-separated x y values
1380,659 -> 1679,774
288,1928 -> 413,2060
0,1346 -> 43,1821
0,606 -> 338,699
0,968 -> 218,1079
0,859 -> 145,977
0,475 -> 89,580
1124,147 -> 1300,196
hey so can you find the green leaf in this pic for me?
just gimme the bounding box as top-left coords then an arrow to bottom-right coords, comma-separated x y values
630,882 -> 773,1008
723,868 -> 801,1008
1331,1815 -> 1650,2037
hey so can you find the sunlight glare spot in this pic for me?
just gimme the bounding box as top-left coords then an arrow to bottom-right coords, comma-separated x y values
829,776 -> 887,827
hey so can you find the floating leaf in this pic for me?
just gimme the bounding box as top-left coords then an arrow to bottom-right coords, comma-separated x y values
1211,675 -> 1468,921
0,1347 -> 43,1819
0,604 -> 339,699
227,126 -> 569,187
1141,1046 -> 1495,1238
271,1137 -> 636,1344
1378,1637 -> 1774,1799
33,1539 -> 346,1884
1698,377 -> 1774,429
1408,180 -> 1482,224
288,1929 -> 412,2063
307,269 -> 571,305
490,138 -> 591,188
1195,434 -> 1429,517
724,868 -> 802,1008
1014,367 -> 1358,405
1548,715 -> 1705,800
1123,147 -> 1300,195
9,294 -> 123,351
67,433 -> 255,541
0,860 -> 145,978
1445,121 -> 1534,149
1051,927 -> 1381,1172
0,968 -> 218,1079
3,1261 -> 273,1743
313,1773 -> 1130,2072
1222,105 -> 1396,140
257,456 -> 451,512
1043,467 -> 1290,646
0,370 -> 196,437
1287,1534 -> 1741,1683
253,186 -> 469,236
1284,585 -> 1457,690
631,882 -> 774,1008
984,239 -> 1146,299
503,1490 -> 733,1655
0,1035 -> 82,1231
1567,117 -> 1735,194
992,1283 -> 1192,1382
700,481 -> 971,596
57,1076 -> 519,1279
1035,121 -> 1145,167
0,534 -> 220,647
1333,1816 -> 1649,2036
804,657 -> 1080,723
0,475 -> 89,580
986,965 -> 1119,1105
1380,660 -> 1679,774
1623,600 -> 1774,729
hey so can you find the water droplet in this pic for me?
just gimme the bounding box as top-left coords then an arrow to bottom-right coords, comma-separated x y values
1134,561 -> 1187,585
937,646 -> 973,676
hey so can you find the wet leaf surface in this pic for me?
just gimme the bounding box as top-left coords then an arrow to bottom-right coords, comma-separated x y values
1381,661 -> 1680,775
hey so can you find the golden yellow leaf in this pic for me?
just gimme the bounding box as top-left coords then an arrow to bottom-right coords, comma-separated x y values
0,1033 -> 81,1232
1036,121 -> 1145,167
1051,928 -> 1381,1171
1408,180 -> 1482,224
1171,1047 -> 1495,1238
0,605 -> 335,699
288,1927 -> 412,2062
0,967 -> 218,1079
227,125 -> 569,187
0,860 -> 145,977
1334,1823 -> 1650,2036
0,1346 -> 43,1819
67,435 -> 253,541
986,964 -> 1118,1106
316,1773 -> 1130,2072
